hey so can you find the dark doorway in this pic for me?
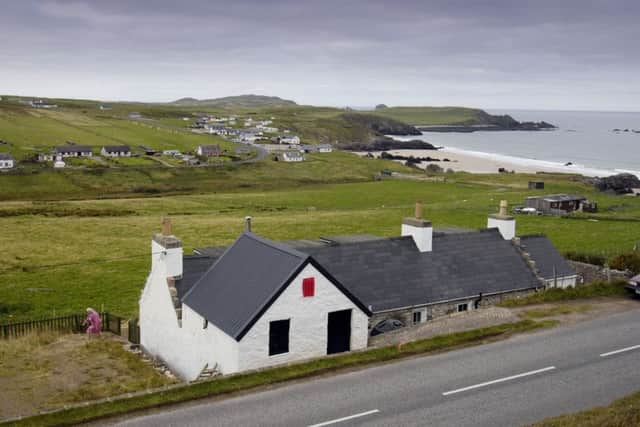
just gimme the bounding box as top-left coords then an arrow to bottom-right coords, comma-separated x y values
327,309 -> 351,354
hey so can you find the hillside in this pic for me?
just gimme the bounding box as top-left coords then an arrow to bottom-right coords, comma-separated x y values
370,106 -> 555,130
171,94 -> 297,108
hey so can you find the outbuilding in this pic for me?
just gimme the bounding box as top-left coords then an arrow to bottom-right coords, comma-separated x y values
101,145 -> 131,157
55,145 -> 93,158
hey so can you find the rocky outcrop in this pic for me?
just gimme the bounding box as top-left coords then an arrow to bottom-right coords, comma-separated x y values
338,138 -> 437,151
592,173 -> 640,194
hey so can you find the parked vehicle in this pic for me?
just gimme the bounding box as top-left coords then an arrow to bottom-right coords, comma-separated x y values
625,274 -> 640,297
371,318 -> 404,336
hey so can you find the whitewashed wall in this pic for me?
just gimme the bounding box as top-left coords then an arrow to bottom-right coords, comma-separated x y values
139,261 -> 240,381
545,275 -> 578,289
238,263 -> 369,372
141,258 -> 369,379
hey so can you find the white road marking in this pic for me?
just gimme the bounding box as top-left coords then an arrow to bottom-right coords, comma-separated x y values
600,344 -> 640,357
442,366 -> 557,396
308,409 -> 380,427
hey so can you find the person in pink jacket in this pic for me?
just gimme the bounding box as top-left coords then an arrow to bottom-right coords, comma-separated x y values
84,308 -> 101,335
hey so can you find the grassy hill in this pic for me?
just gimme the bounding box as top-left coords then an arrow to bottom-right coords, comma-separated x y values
170,94 -> 297,108
369,106 -> 490,125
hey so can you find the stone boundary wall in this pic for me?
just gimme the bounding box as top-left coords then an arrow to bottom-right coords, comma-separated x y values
568,261 -> 629,285
368,288 -> 535,338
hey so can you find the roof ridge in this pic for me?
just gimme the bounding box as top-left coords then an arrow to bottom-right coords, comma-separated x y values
243,232 -> 309,259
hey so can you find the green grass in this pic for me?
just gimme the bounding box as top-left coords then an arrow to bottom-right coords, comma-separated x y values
521,304 -> 593,319
1,174 -> 640,322
369,106 -> 484,125
5,319 -> 556,427
0,332 -> 175,421
531,390 -> 640,426
0,104 -> 232,161
500,281 -> 629,307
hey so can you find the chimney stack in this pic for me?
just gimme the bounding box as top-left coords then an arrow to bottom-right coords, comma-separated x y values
487,200 -> 516,240
245,216 -> 252,232
162,217 -> 172,236
152,217 -> 183,278
402,201 -> 433,252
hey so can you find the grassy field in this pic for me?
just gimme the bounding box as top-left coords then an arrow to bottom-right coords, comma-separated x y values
369,106 -> 484,125
0,101 -> 232,161
0,151 -> 414,200
1,172 -> 639,322
0,332 -> 174,421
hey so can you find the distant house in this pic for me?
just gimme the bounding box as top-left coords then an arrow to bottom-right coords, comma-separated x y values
280,135 -> 300,145
139,145 -> 157,155
163,149 -> 182,157
101,145 -> 131,157
234,146 -> 251,155
528,181 -> 545,189
0,153 -> 15,169
317,144 -> 333,153
55,145 -> 93,158
525,194 -> 597,215
128,112 -> 142,119
280,151 -> 304,162
196,144 -> 221,158
99,105 -> 112,111
30,99 -> 57,109
53,157 -> 66,168
38,153 -> 54,162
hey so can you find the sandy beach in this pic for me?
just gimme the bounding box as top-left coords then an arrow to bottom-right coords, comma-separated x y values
357,148 -> 617,176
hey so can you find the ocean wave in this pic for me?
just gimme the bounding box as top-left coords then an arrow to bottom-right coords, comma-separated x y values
441,146 -> 639,178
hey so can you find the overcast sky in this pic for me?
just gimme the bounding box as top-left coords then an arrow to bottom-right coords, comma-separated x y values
1,0 -> 638,110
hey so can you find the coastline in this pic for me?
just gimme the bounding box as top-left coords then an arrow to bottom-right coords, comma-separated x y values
357,147 -> 636,177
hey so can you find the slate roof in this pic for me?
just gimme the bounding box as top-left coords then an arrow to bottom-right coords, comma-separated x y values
198,144 -> 221,156
175,255 -> 216,300
305,229 -> 540,312
183,233 -> 310,340
179,228 -> 570,339
528,194 -> 586,202
519,235 -> 576,280
0,153 -> 14,161
102,145 -> 130,152
55,145 -> 92,153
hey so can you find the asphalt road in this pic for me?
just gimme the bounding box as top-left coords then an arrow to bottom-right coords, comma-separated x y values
112,307 -> 640,427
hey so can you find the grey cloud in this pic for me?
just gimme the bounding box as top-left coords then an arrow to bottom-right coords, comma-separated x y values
0,0 -> 638,110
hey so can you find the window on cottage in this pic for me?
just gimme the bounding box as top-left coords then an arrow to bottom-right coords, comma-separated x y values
302,277 -> 315,297
269,319 -> 290,356
412,310 -> 422,325
457,303 -> 469,312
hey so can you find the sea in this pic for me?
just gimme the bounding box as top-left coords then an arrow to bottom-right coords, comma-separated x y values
398,110 -> 640,178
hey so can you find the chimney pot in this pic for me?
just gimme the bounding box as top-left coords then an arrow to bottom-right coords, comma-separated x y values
499,200 -> 508,217
415,201 -> 424,219
245,216 -> 252,232
162,217 -> 172,236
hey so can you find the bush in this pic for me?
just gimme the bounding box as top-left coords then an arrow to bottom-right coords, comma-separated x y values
425,164 -> 443,174
564,251 -> 606,266
609,252 -> 640,274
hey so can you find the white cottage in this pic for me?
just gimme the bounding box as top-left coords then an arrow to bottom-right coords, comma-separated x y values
139,222 -> 370,380
101,145 -> 131,157
0,153 -> 15,169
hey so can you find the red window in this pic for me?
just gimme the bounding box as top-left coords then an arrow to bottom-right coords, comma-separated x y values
302,277 -> 315,297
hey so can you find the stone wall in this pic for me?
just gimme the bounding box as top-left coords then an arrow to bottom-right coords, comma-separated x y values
368,288 -> 535,337
568,261 -> 629,285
